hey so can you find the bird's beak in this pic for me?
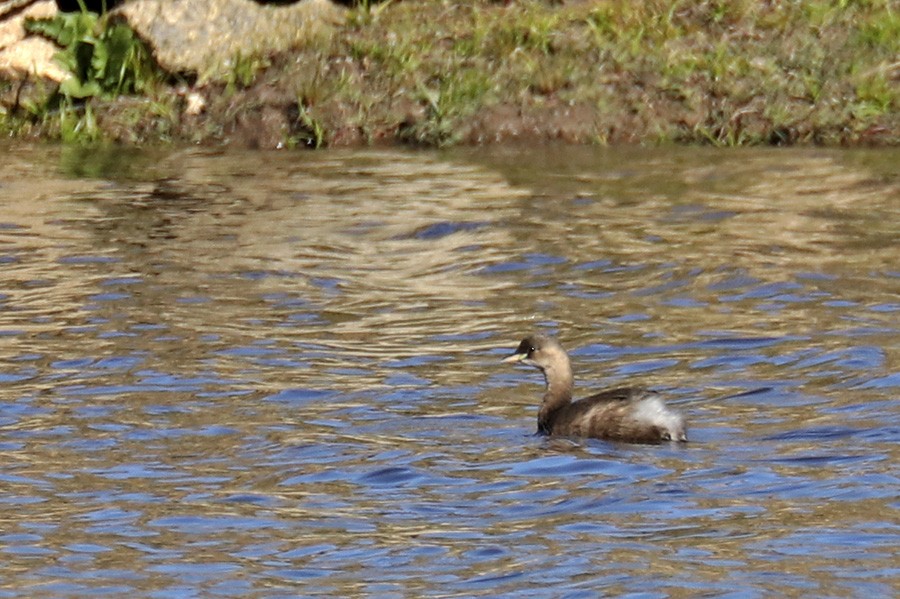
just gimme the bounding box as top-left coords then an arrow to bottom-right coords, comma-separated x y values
502,352 -> 527,364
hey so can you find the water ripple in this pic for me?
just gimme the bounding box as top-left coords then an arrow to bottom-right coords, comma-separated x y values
0,145 -> 897,597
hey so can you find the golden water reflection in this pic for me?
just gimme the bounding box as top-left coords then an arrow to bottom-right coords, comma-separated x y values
0,143 -> 897,596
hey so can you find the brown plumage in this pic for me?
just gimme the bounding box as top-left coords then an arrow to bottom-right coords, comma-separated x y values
504,334 -> 687,444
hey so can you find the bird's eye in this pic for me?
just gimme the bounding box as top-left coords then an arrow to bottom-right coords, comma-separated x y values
528,346 -> 536,354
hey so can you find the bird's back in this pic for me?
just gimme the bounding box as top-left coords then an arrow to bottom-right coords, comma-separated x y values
542,387 -> 686,443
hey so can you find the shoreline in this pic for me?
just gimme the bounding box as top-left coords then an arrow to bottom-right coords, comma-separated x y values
2,0 -> 897,148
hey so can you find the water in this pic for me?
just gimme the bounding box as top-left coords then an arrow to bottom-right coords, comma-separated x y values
0,144 -> 897,597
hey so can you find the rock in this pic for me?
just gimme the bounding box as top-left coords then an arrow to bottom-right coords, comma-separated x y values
0,0 -> 67,82
113,0 -> 345,81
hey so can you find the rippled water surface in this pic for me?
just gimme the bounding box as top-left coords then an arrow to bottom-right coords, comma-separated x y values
1,144 -> 898,597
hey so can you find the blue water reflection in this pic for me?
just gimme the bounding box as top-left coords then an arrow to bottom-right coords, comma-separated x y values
0,145 -> 897,597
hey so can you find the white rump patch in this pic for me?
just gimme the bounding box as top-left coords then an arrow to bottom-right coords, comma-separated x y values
633,396 -> 686,440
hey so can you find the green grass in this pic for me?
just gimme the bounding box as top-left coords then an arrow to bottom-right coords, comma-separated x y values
2,0 -> 897,146
7,3 -> 165,143
25,6 -> 160,100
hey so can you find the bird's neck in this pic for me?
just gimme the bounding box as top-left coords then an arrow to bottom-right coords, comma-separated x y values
538,360 -> 574,430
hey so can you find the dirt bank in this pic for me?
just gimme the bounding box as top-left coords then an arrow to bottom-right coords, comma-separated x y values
3,0 -> 898,147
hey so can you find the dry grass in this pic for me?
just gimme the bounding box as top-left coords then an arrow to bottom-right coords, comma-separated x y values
3,0 -> 898,146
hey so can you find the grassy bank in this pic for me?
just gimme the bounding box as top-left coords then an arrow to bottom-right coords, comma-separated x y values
2,0 -> 898,147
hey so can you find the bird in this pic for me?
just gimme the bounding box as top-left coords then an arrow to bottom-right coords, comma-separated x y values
503,334 -> 687,444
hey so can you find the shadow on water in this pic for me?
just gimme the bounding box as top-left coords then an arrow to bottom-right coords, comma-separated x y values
0,143 -> 897,596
